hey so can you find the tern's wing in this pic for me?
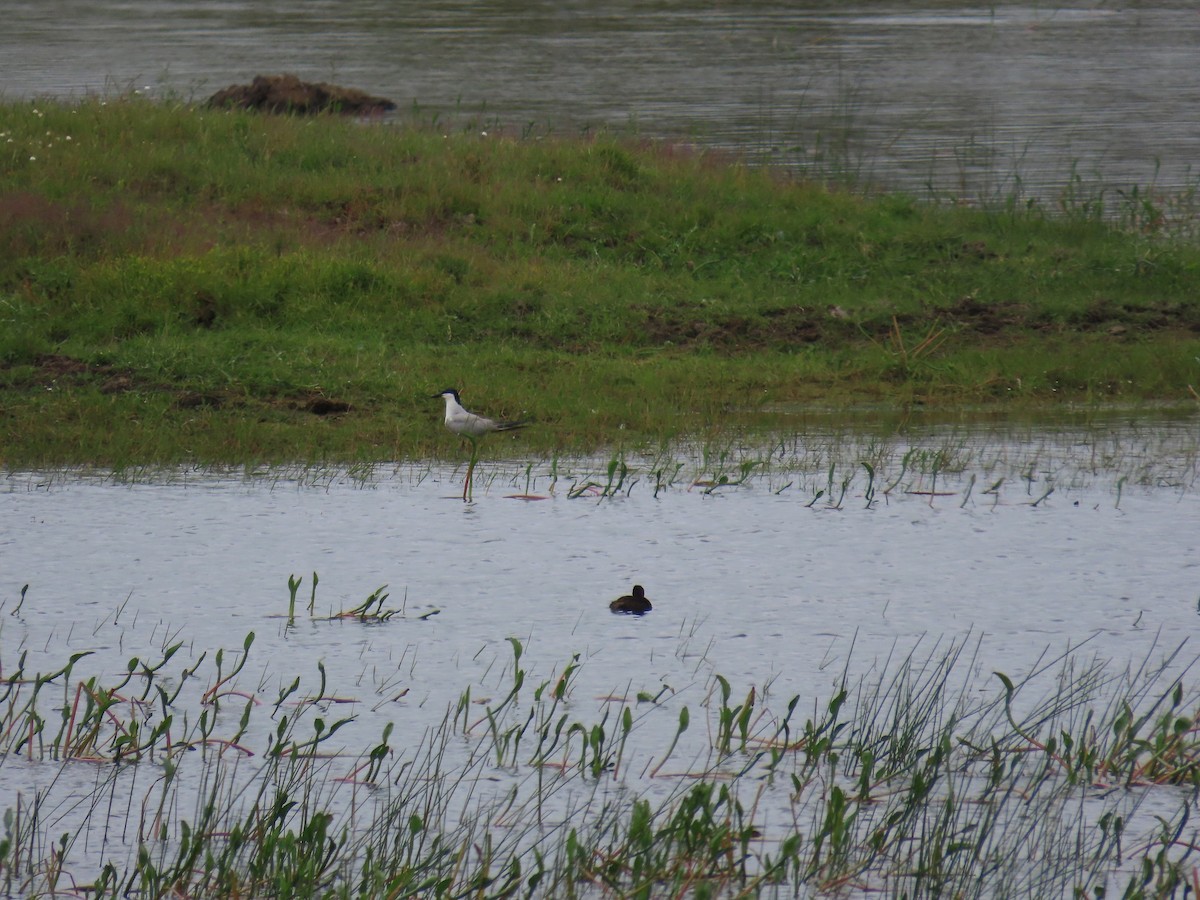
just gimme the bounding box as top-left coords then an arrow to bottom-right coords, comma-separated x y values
456,410 -> 499,436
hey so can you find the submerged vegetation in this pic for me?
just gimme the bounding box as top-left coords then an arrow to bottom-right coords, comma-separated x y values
0,96 -> 1198,466
0,578 -> 1199,898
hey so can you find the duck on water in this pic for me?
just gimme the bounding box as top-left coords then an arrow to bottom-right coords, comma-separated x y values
610,585 -> 652,615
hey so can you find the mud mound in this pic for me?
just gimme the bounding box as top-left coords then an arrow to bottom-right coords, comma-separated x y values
207,74 -> 396,115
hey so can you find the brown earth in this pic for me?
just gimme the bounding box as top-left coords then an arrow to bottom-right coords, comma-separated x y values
5,354 -> 351,416
207,75 -> 396,116
633,293 -> 1200,353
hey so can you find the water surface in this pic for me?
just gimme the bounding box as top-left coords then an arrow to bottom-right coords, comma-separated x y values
3,421 -> 1198,737
1,421 -> 1199,887
5,2 -> 1199,201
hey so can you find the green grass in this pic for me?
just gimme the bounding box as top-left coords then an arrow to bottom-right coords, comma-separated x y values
1,96 -> 1198,466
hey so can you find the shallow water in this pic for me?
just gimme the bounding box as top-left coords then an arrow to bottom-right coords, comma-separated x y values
3,423 -> 1198,698
1,421 -> 1199,887
5,1 -> 1200,201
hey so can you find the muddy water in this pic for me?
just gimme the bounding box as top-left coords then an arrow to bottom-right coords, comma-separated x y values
5,2 -> 1200,200
1,421 -> 1199,881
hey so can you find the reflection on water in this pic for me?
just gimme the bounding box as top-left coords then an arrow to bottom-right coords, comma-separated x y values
4,2 -> 1200,201
1,422 -> 1200,886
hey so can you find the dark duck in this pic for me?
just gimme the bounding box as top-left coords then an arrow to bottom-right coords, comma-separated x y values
610,585 -> 652,615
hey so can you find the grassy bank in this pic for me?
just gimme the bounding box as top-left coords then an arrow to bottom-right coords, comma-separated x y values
1,97 -> 1198,466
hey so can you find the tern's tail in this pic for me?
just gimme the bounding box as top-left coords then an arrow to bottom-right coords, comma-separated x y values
495,419 -> 531,432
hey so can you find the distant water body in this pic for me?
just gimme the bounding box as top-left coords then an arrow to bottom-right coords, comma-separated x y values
4,2 -> 1199,202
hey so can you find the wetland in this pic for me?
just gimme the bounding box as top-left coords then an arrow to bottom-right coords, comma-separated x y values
3,4 -> 1200,894
2,421 -> 1200,896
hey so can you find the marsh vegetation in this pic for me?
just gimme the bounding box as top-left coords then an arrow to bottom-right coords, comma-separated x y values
2,89 -> 1199,898
1,599 -> 1199,898
4,422 -> 1200,897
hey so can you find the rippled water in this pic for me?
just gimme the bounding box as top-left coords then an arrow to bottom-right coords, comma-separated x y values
5,1 -> 1200,200
2,422 -> 1199,869
5,422 -> 1198,690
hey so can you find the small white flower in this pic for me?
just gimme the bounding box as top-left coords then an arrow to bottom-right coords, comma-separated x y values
29,155 -> 36,161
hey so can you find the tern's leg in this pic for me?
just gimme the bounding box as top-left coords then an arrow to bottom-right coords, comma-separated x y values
463,437 -> 479,502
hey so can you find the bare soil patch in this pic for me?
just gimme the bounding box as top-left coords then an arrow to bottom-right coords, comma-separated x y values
207,75 -> 396,116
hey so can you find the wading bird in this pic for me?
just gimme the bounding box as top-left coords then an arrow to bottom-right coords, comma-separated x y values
432,388 -> 529,501
609,584 -> 653,615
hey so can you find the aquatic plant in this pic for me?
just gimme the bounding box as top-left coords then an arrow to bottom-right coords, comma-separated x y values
0,578 -> 1198,898
422,418 -> 1200,506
